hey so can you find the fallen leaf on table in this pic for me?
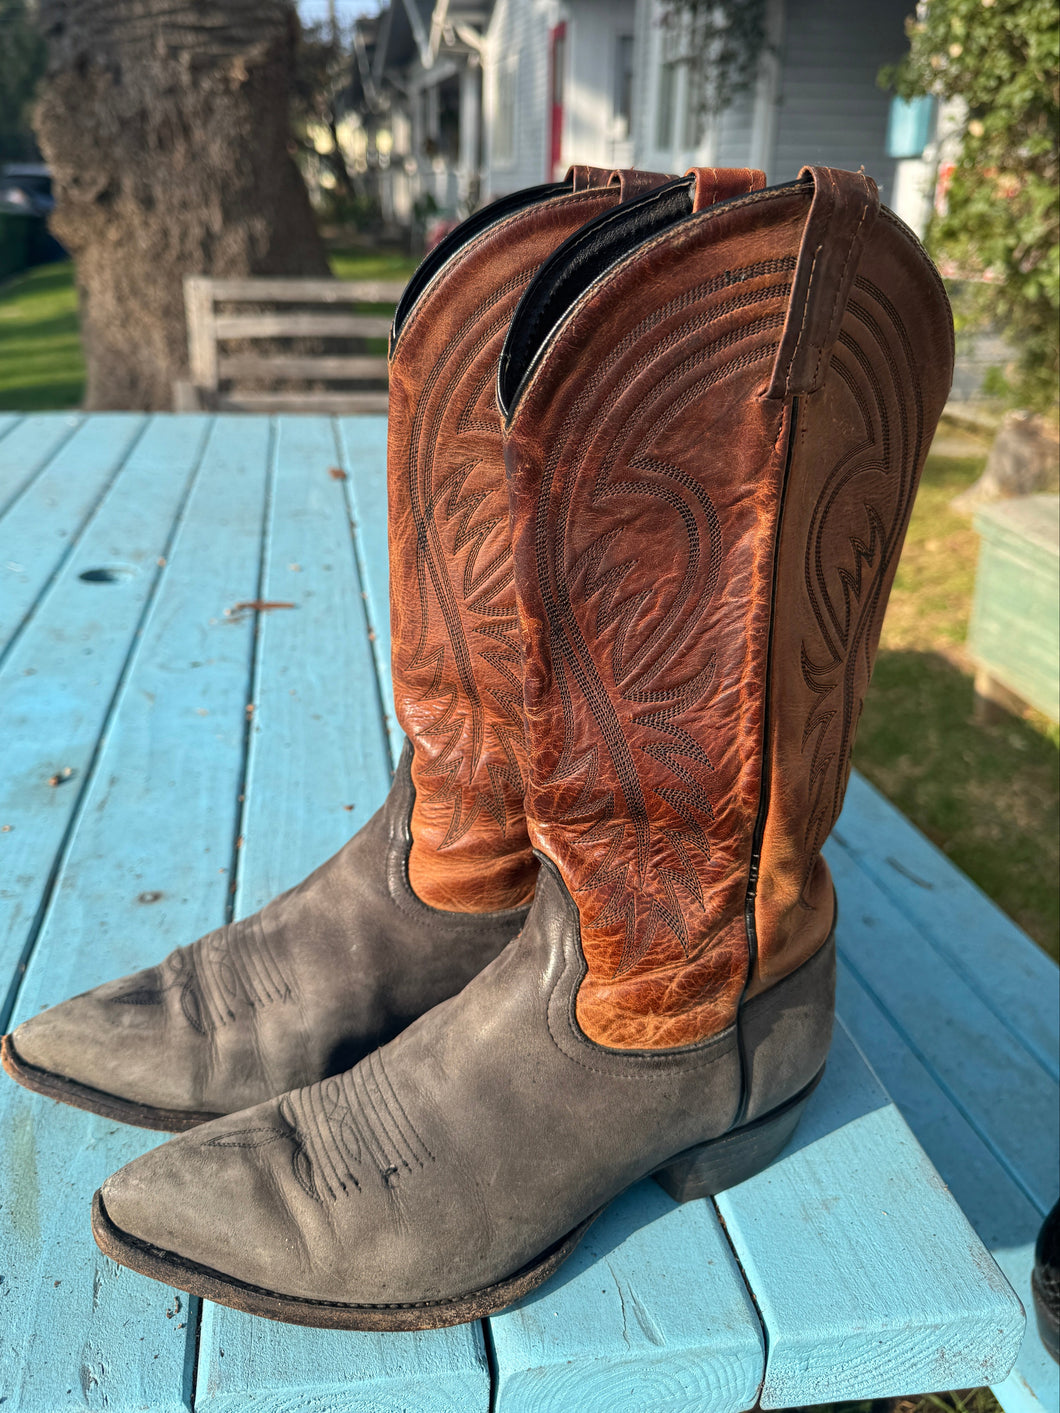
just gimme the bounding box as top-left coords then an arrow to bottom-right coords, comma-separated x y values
224,600 -> 296,616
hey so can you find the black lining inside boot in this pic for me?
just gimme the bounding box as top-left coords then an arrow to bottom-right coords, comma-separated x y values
391,181 -> 571,348
497,176 -> 809,419
497,176 -> 695,416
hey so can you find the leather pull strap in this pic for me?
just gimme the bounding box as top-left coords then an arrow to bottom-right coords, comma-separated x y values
607,168 -> 674,201
565,165 -> 612,191
686,166 -> 766,210
566,165 -> 675,199
766,165 -> 880,398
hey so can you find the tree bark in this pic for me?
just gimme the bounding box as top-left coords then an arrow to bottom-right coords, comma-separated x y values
34,0 -> 330,410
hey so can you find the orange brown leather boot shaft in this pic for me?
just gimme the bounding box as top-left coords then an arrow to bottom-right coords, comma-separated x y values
502,167 -> 953,1044
388,169 -> 765,912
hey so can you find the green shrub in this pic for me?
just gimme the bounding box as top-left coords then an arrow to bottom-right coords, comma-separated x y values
884,0 -> 1059,411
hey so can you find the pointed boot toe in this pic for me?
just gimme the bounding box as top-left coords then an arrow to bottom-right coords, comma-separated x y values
91,1073 -> 554,1328
4,980 -> 222,1131
4,750 -> 531,1130
91,863 -> 832,1331
93,1098 -> 329,1305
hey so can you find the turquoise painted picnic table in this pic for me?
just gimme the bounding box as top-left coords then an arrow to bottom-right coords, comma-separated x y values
0,411 -> 1055,1413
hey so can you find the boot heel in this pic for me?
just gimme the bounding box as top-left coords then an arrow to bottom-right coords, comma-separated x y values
653,1068 -> 823,1202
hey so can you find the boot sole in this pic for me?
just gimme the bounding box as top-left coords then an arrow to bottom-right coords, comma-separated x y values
90,1067 -> 823,1331
1,1032 -> 221,1133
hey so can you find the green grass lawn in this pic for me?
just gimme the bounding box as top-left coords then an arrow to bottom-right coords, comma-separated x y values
854,443 -> 1060,959
0,262 -> 85,411
1,257 -> 1057,963
328,247 -> 420,283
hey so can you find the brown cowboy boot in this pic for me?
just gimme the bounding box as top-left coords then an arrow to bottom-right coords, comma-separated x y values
90,166 -> 951,1328
3,167 -> 745,1131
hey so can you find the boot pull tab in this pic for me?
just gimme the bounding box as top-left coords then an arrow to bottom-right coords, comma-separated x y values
565,165 -> 613,192
766,165 -> 880,399
606,168 -> 675,201
685,167 -> 766,210
566,165 -> 676,199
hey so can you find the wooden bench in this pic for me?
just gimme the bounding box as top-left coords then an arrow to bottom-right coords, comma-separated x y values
177,276 -> 406,415
0,411 -> 1054,1413
969,494 -> 1060,724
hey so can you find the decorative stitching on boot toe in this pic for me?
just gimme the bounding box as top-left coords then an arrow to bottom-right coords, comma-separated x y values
201,1107 -> 323,1202
203,1125 -> 288,1150
280,1055 -> 434,1203
111,968 -> 166,1007
117,917 -> 298,1037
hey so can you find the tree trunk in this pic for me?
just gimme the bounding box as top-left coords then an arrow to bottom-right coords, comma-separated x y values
34,0 -> 330,410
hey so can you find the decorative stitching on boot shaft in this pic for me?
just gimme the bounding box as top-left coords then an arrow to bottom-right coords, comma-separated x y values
387,202 -> 614,913
786,285 -> 927,895
509,256 -> 794,1047
215,1051 -> 437,1204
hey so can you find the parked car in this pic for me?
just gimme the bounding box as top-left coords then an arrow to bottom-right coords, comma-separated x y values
0,163 -> 65,273
0,163 -> 55,216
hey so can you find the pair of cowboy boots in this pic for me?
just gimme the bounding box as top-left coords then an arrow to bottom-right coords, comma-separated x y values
3,164 -> 953,1330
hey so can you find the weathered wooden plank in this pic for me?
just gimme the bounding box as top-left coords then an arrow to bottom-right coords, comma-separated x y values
196,417 -> 486,1410
716,1023 -> 1025,1405
0,410 -> 81,519
218,391 -> 390,414
218,353 -> 389,381
826,840 -> 1059,1213
836,960 -> 1056,1413
197,1306 -> 491,1413
184,276 -> 218,390
0,413 -> 147,655
0,416 -> 209,1025
205,277 -> 405,303
0,415 -> 274,1413
968,495 -> 1060,721
6,416 -> 266,1009
489,1181 -> 764,1413
836,961 -> 1048,1244
834,771 -> 1059,1080
213,313 -> 392,339
229,414 -> 391,911
0,1094 -> 198,1413
337,415 -> 398,765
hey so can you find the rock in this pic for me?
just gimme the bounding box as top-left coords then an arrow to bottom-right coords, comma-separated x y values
952,411 -> 1060,514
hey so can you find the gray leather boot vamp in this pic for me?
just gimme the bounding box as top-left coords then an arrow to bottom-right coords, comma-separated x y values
2,745 -> 527,1130
91,861 -> 833,1330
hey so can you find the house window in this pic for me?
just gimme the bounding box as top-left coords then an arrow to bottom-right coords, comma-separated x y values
683,77 -> 702,149
494,55 -> 518,166
615,34 -> 634,139
656,61 -> 677,150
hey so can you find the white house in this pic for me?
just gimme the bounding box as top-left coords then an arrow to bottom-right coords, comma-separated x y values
480,0 -> 940,234
347,0 -> 491,230
352,0 -> 941,240
482,0 -> 637,193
